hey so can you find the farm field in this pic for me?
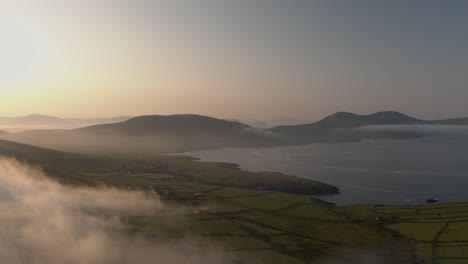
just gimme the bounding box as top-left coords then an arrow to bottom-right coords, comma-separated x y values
2,139 -> 468,263
375,203 -> 468,264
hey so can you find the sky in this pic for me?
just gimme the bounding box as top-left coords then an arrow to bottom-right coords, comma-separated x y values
0,0 -> 467,121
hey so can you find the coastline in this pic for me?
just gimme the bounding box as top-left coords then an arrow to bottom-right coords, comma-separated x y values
174,154 -> 341,197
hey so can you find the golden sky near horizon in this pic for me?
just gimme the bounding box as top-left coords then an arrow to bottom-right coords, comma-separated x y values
0,1 -> 313,120
1,1 -> 468,120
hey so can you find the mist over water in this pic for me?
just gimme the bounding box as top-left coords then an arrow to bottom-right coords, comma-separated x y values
187,127 -> 468,205
0,158 -> 230,264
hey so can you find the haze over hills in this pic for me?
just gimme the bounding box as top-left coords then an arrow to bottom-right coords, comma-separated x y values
270,111 -> 423,132
316,111 -> 423,127
269,111 -> 468,139
239,117 -> 315,128
1,111 -> 468,154
0,114 -> 132,132
0,139 -> 111,176
1,114 -> 277,154
433,117 -> 468,125
78,115 -> 252,136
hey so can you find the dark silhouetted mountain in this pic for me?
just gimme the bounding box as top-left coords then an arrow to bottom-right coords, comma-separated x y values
3,115 -> 277,154
315,111 -> 423,127
3,111 -> 468,154
77,114 -> 250,136
431,117 -> 468,125
268,111 -> 466,141
240,117 -> 314,128
0,139 -> 109,172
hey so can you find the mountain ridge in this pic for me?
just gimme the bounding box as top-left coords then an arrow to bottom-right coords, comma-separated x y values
0,114 -> 132,126
1,111 -> 468,154
77,114 -> 250,136
1,114 -> 275,154
268,111 -> 468,141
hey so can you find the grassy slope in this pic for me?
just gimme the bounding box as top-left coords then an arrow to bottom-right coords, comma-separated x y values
0,139 -> 116,185
2,139 -> 468,263
366,203 -> 468,264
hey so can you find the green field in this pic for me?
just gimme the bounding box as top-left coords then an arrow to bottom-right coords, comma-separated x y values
2,139 -> 468,263
374,204 -> 468,263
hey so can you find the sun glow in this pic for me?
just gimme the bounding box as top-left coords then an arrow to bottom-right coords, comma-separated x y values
0,21 -> 37,87
1,36 -> 26,85
0,9 -> 67,93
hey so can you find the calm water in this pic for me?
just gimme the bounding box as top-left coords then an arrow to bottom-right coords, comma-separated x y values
185,138 -> 468,205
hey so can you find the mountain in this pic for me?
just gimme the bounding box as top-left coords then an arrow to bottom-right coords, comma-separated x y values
78,114 -> 250,136
18,114 -> 62,123
0,139 -> 110,172
240,117 -> 314,128
0,114 -> 132,130
0,130 -> 9,135
431,117 -> 468,125
316,111 -> 423,127
3,111 -> 468,154
2,115 -> 277,154
269,111 -> 468,141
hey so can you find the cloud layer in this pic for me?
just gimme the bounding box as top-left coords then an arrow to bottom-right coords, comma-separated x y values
352,124 -> 468,139
0,158 -> 230,264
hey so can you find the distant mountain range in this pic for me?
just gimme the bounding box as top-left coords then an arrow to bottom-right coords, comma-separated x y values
268,111 -> 468,140
1,111 -> 467,154
238,117 -> 315,128
1,114 -> 277,154
78,115 -> 251,136
0,114 -> 131,127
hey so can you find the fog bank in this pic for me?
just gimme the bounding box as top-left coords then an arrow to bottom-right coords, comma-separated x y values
353,124 -> 468,139
0,158 -> 230,264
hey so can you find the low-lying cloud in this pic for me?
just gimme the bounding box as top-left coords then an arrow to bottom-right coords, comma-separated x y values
353,124 -> 468,139
0,158 -> 230,264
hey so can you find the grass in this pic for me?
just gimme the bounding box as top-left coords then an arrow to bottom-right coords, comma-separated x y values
234,220 -> 285,235
387,223 -> 446,241
205,187 -> 268,198
280,204 -> 347,220
186,219 -> 250,236
379,203 -> 468,263
434,245 -> 468,258
438,222 -> 468,241
4,139 -> 468,263
416,242 -> 433,264
228,196 -> 294,211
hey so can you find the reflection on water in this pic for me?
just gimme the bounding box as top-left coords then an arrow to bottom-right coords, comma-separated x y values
186,138 -> 468,205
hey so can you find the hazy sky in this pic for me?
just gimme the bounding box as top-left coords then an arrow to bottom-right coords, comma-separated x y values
1,0 -> 467,121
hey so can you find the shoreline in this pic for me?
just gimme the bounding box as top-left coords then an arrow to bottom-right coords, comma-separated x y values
175,154 -> 341,197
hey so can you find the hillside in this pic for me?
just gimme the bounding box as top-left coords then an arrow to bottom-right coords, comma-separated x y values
2,124 -> 468,263
3,111 -> 468,154
0,139 -> 338,194
431,117 -> 468,125
78,114 -> 251,136
317,111 -> 422,127
0,139 -> 88,164
0,139 -> 416,263
271,111 -> 422,132
269,111 -> 468,141
0,139 -> 113,184
2,115 -> 278,154
0,140 -> 453,264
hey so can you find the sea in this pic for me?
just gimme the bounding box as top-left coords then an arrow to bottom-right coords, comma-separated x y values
185,137 -> 468,205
